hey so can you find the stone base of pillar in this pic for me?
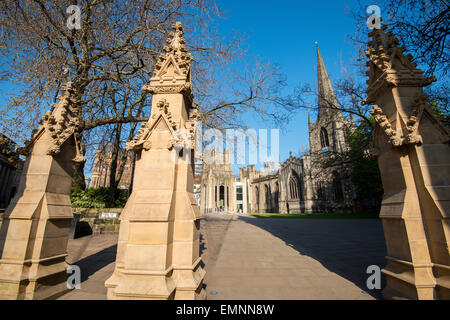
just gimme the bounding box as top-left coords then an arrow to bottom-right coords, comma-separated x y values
382,276 -> 435,300
172,263 -> 206,300
0,218 -> 71,300
381,258 -> 436,300
105,271 -> 176,300
434,265 -> 450,299
105,265 -> 206,300
0,195 -> 73,300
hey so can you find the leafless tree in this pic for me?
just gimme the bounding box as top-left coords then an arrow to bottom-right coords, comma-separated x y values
0,0 -> 293,201
290,0 -> 449,207
351,0 -> 449,77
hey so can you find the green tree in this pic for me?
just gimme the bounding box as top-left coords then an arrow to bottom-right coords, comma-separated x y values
348,119 -> 383,206
70,187 -> 129,208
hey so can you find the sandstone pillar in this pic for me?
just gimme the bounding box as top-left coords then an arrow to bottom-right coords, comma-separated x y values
105,22 -> 205,300
0,83 -> 85,299
364,27 -> 450,300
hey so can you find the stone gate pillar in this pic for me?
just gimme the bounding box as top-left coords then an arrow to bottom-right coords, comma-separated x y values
0,83 -> 85,299
364,27 -> 450,300
105,22 -> 205,300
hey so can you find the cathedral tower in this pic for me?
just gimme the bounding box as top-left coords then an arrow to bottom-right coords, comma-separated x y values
308,45 -> 354,212
309,45 -> 351,154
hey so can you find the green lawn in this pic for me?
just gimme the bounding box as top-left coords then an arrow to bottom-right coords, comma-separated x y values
251,212 -> 380,219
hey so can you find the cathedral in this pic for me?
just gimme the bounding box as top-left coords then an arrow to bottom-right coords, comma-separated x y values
200,46 -> 355,214
90,144 -> 135,190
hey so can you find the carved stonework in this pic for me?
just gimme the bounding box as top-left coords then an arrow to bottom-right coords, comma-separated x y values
154,22 -> 193,76
169,123 -> 196,151
144,22 -> 195,105
126,99 -> 178,152
106,22 -> 205,300
143,82 -> 193,99
0,81 -> 81,299
370,103 -> 423,147
19,82 -> 85,163
365,27 -> 450,300
363,147 -> 380,160
364,26 -> 436,104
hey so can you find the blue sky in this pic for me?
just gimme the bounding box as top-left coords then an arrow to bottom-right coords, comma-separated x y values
0,0 -> 368,177
215,0 -> 362,172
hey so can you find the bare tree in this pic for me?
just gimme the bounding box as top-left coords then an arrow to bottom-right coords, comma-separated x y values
351,0 -> 449,77
0,0 -> 293,202
290,0 -> 449,209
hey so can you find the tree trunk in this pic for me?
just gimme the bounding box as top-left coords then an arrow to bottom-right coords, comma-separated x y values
72,161 -> 86,190
107,125 -> 121,207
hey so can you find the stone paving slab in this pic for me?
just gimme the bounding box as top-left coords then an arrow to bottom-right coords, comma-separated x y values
59,214 -> 386,300
58,234 -> 117,300
203,215 -> 386,300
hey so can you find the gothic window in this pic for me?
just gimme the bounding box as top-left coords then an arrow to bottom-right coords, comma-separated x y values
255,186 -> 260,211
320,127 -> 330,148
332,171 -> 344,200
236,185 -> 243,201
219,186 -> 225,206
317,183 -> 324,200
289,174 -> 300,200
265,185 -> 271,206
274,182 -> 279,207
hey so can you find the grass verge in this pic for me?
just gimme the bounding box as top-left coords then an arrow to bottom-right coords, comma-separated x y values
251,212 -> 379,219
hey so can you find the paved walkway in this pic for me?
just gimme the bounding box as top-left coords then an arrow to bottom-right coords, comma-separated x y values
59,214 -> 386,300
203,215 -> 386,300
59,234 -> 117,300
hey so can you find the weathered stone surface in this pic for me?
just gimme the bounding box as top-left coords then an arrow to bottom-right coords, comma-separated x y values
105,22 -> 205,300
0,82 -> 84,299
365,26 -> 450,300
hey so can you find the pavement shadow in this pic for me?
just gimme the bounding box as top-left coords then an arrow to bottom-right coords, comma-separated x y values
0,172 -> 27,259
238,216 -> 387,299
199,232 -> 206,270
71,244 -> 117,282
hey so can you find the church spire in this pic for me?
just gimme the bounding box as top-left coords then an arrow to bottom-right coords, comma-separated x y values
316,45 -> 339,120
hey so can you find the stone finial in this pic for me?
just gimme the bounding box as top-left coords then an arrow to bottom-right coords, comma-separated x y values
144,22 -> 194,101
364,26 -> 436,103
165,22 -> 191,58
366,26 -> 417,72
153,22 -> 193,78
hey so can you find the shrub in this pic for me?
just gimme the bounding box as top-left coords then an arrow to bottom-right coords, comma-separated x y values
70,187 -> 129,208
